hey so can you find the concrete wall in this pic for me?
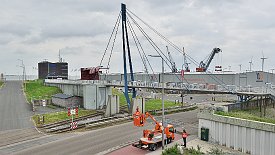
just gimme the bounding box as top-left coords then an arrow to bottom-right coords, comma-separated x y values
46,83 -> 83,96
132,98 -> 145,115
105,95 -> 120,117
52,96 -> 83,108
83,85 -> 97,109
82,84 -> 112,110
198,112 -> 275,155
45,80 -> 111,110
235,71 -> 275,87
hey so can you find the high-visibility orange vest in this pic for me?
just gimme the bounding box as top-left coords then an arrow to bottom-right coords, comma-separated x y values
182,132 -> 188,138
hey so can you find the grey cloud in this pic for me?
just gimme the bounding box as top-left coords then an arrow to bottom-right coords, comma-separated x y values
0,1 -> 275,74
0,23 -> 31,37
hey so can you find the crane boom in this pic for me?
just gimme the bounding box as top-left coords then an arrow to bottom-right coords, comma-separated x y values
183,47 -> 190,72
196,47 -> 222,72
166,46 -> 177,73
133,107 -> 161,128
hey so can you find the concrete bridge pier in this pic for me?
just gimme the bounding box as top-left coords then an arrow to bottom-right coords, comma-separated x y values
105,95 -> 120,117
132,98 -> 145,115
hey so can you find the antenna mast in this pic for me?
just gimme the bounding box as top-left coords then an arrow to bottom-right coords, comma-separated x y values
59,49 -> 62,62
261,52 -> 267,72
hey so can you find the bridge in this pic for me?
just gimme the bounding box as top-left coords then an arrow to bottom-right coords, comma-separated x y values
47,3 -> 275,112
45,79 -> 275,110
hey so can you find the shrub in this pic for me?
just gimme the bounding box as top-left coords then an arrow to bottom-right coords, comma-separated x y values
207,147 -> 225,155
186,145 -> 204,155
162,144 -> 181,155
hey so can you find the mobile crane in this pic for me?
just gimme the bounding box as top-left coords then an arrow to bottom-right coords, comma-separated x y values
132,107 -> 176,151
196,47 -> 222,72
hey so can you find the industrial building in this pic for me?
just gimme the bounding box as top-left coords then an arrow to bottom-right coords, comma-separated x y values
81,67 -> 101,80
100,71 -> 275,88
38,61 -> 68,79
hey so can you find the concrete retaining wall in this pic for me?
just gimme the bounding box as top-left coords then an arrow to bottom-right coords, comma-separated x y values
198,112 -> 275,155
52,96 -> 83,108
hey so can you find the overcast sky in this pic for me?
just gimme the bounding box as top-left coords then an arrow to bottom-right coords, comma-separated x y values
0,0 -> 275,76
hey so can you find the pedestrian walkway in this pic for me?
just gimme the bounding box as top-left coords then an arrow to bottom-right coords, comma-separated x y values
146,135 -> 246,155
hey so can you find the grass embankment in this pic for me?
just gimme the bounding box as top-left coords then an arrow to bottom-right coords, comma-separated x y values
112,88 -> 183,111
32,109 -> 96,125
146,99 -> 183,111
112,88 -> 130,107
215,108 -> 275,124
25,80 -> 62,103
0,81 -> 3,87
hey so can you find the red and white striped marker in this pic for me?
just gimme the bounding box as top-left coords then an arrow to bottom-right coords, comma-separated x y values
70,122 -> 78,129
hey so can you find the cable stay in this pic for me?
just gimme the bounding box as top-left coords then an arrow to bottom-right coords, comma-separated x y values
100,3 -> 236,112
100,13 -> 121,67
126,8 -> 233,92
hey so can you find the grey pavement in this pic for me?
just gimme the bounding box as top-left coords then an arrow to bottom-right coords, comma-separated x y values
0,81 -> 33,131
34,105 -> 65,115
147,136 -> 246,155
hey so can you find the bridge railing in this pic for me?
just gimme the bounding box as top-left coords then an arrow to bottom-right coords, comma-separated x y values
45,79 -> 275,95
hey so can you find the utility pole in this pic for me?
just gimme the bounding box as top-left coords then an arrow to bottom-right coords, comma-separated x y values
18,59 -> 26,89
59,49 -> 61,62
239,64 -> 242,72
261,56 -> 267,72
249,58 -> 253,71
161,56 -> 164,150
148,54 -> 165,150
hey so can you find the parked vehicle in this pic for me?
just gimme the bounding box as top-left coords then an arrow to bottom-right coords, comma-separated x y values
132,107 -> 176,151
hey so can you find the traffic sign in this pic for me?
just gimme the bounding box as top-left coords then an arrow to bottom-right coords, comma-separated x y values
71,109 -> 76,115
68,108 -> 71,116
42,99 -> 46,107
181,70 -> 184,78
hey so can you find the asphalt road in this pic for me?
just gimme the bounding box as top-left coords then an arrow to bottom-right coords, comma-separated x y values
137,89 -> 237,105
9,110 -> 198,155
0,81 -> 33,131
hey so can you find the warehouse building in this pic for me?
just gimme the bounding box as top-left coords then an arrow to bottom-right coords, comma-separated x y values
38,61 -> 68,79
100,71 -> 275,88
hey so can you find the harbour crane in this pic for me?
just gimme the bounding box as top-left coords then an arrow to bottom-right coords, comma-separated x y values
166,46 -> 177,73
183,47 -> 190,72
196,47 -> 222,72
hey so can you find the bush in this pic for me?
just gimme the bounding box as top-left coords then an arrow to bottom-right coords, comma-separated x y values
207,147 -> 225,155
162,144 -> 181,155
185,145 -> 204,155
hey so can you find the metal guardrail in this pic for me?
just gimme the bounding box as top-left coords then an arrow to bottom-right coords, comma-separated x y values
147,104 -> 197,115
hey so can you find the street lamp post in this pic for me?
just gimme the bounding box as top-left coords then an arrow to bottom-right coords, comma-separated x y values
18,59 -> 26,88
148,54 -> 165,150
